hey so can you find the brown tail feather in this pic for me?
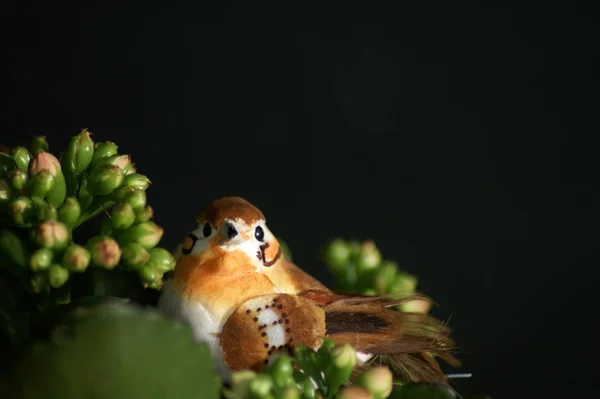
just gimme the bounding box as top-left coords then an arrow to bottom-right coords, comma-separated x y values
299,289 -> 460,386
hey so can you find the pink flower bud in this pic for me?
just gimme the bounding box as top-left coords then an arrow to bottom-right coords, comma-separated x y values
29,151 -> 62,176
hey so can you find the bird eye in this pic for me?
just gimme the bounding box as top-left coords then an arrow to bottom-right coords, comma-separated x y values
254,226 -> 264,242
202,222 -> 212,238
226,223 -> 238,239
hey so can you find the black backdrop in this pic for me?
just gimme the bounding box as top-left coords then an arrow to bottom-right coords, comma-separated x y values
3,2 -> 598,398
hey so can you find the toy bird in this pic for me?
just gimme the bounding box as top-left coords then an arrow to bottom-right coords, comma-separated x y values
158,197 -> 458,384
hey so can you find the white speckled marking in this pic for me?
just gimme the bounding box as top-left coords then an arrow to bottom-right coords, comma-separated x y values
257,308 -> 285,348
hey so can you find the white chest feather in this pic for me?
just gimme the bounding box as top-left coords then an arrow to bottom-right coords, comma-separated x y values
156,280 -> 231,380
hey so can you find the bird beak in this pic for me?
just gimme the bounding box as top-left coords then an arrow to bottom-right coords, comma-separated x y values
258,240 -> 282,267
181,233 -> 199,255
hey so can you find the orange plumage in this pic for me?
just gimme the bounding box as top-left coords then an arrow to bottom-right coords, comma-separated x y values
158,197 -> 458,385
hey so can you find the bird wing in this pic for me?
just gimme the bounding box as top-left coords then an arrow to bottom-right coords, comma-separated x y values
219,293 -> 325,372
262,257 -> 331,295
299,289 -> 460,386
283,257 -> 330,292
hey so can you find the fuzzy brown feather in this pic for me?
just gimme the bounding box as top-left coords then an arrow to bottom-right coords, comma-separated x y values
196,197 -> 265,227
299,289 -> 459,386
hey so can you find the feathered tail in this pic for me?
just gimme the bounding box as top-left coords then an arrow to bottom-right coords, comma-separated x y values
299,289 -> 460,386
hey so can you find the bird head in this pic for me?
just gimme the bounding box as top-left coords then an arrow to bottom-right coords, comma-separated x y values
177,197 -> 283,273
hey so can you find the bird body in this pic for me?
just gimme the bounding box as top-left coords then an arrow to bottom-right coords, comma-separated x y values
158,197 -> 457,384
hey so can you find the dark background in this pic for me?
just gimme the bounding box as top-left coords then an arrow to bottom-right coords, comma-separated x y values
3,1 -> 598,397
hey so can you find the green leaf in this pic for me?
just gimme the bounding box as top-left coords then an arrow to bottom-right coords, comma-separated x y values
0,229 -> 32,287
8,302 -> 222,399
0,229 -> 29,267
0,269 -> 31,376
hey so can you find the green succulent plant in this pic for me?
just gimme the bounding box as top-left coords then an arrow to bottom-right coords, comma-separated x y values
0,131 -> 173,308
0,131 -> 491,399
8,302 -> 221,399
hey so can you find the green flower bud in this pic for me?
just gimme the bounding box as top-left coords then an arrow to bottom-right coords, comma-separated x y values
348,240 -> 362,258
231,370 -> 258,383
111,185 -> 134,202
11,146 -> 32,171
27,170 -> 55,198
46,172 -> 67,207
270,356 -> 295,389
62,244 -> 91,272
226,370 -> 257,399
94,154 -> 131,174
123,189 -> 146,210
28,151 -> 66,206
57,197 -> 81,228
30,197 -> 57,221
316,338 -> 336,369
121,242 -> 150,268
89,141 -> 118,170
9,197 -> 34,225
0,179 -> 11,209
0,178 -> 10,198
125,163 -> 136,175
30,272 -> 48,293
280,386 -> 300,399
0,152 -> 17,178
47,264 -> 69,288
62,128 -> 95,174
29,247 -> 54,271
373,261 -> 398,294
112,186 -> 146,211
389,271 -> 417,297
110,202 -> 136,230
356,366 -> 393,399
122,173 -> 151,190
88,164 -> 124,196
147,247 -> 175,272
325,344 -> 356,396
29,150 -> 60,176
300,377 -> 317,399
355,240 -> 382,275
337,386 -> 373,399
293,345 -> 320,378
87,236 -> 121,269
10,169 -> 28,190
90,141 -> 119,169
249,374 -> 273,398
399,298 -> 431,314
32,220 -> 69,249
323,239 -> 350,271
47,204 -> 58,220
137,264 -> 163,288
77,178 -> 93,211
116,222 -> 164,249
29,135 -> 49,154
134,205 -> 154,223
